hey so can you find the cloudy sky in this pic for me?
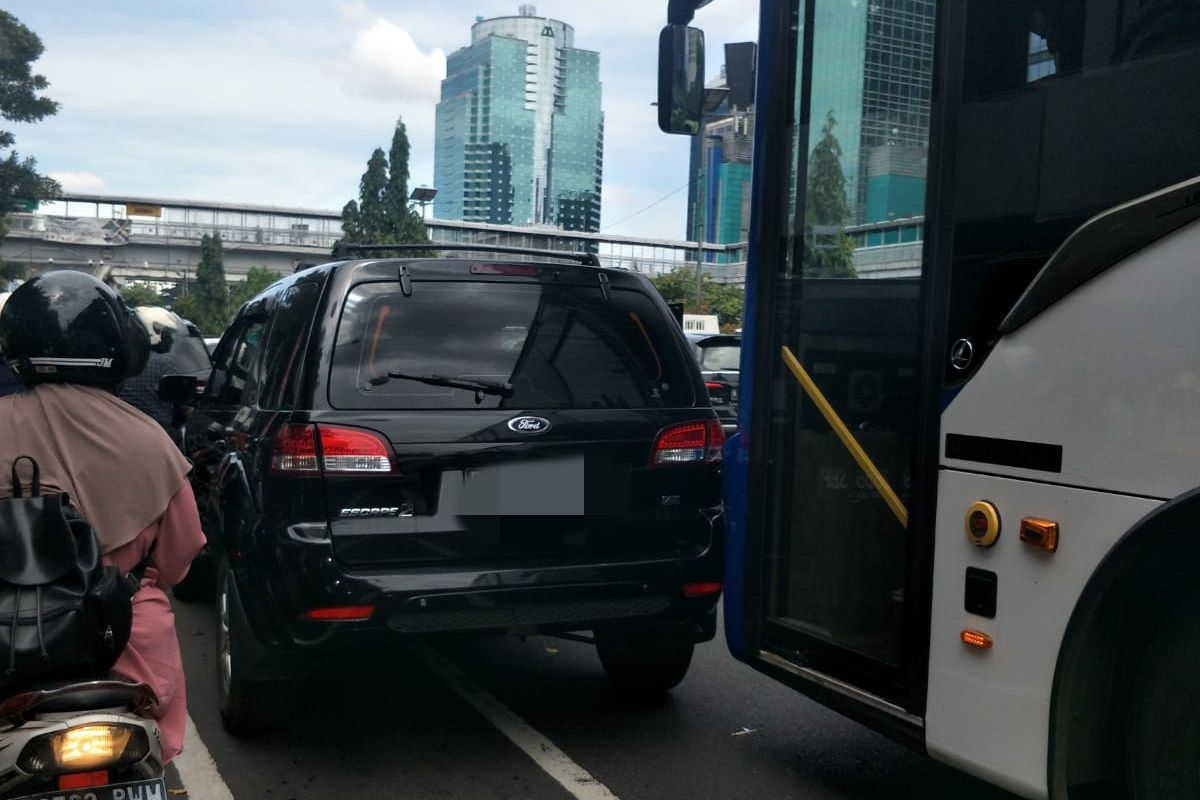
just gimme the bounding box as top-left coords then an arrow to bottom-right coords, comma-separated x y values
5,1 -> 758,239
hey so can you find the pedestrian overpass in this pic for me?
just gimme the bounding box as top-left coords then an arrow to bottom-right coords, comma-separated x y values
0,193 -> 917,290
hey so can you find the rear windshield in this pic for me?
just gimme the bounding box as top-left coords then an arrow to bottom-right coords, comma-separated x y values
330,280 -> 694,410
700,344 -> 740,371
170,334 -> 212,374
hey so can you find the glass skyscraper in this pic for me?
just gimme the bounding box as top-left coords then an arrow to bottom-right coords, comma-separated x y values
433,6 -> 604,231
809,0 -> 936,224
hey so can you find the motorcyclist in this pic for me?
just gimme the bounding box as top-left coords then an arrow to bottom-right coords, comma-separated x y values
118,306 -> 183,432
0,271 -> 206,764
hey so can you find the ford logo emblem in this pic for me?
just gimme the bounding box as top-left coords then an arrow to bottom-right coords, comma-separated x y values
507,416 -> 551,434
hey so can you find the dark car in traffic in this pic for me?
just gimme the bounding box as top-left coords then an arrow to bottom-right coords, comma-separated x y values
184,245 -> 725,732
686,332 -> 740,433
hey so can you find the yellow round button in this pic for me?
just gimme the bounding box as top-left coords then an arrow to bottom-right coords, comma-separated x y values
965,501 -> 1001,547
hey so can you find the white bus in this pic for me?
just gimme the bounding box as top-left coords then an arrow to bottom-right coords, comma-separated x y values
659,1 -> 1200,798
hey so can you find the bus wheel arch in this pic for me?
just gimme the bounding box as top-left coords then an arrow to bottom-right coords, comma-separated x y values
1049,487 -> 1200,798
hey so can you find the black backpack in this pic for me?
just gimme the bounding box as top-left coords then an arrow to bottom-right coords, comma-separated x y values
0,456 -> 143,694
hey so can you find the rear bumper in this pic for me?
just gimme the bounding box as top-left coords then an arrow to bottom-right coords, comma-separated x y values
232,511 -> 723,674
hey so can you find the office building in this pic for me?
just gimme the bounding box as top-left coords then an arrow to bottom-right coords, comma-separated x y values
433,6 -> 604,231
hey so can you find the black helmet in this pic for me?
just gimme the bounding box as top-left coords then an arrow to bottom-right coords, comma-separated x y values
0,271 -> 149,389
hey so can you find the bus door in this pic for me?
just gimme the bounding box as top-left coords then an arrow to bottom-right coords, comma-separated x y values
742,0 -> 938,719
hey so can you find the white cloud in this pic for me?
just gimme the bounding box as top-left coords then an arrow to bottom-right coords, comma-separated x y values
341,17 -> 446,103
11,1 -> 759,239
48,170 -> 105,193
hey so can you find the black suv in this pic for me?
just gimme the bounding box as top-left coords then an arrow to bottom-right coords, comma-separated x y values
185,246 -> 724,731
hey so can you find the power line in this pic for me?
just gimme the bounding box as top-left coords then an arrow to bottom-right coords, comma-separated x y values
601,177 -> 699,233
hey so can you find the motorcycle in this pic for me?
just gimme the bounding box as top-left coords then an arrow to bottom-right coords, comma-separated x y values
0,680 -> 164,800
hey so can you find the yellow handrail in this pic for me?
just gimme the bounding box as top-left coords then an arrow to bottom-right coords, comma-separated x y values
780,345 -> 909,529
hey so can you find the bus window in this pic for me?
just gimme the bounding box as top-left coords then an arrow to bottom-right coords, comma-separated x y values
947,0 -> 1200,383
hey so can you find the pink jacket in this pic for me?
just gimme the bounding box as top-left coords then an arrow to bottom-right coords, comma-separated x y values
102,484 -> 206,764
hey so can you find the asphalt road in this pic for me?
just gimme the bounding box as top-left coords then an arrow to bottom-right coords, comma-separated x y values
173,599 -> 1018,800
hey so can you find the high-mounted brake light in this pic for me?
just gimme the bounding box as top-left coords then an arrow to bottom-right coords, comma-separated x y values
271,424 -> 392,474
470,263 -> 542,276
650,419 -> 724,466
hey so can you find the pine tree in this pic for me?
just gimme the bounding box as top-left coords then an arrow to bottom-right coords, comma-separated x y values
192,233 -> 230,334
357,148 -> 390,240
338,117 -> 430,249
384,119 -> 411,224
0,12 -> 61,238
803,111 -> 857,278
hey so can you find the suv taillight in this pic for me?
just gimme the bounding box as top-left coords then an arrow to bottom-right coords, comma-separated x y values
650,419 -> 724,466
271,424 -> 393,474
704,381 -> 729,405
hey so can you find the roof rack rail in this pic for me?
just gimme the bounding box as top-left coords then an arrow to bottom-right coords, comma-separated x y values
330,241 -> 602,267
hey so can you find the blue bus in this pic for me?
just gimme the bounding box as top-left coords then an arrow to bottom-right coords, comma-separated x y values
659,1 -> 1200,798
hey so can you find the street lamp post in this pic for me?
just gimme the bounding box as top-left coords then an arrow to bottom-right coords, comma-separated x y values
409,187 -> 437,220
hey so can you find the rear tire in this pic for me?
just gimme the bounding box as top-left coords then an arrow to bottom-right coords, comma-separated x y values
595,624 -> 695,702
217,563 -> 292,735
1126,587 -> 1200,800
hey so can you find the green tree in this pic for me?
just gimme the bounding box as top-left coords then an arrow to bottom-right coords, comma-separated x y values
0,11 -> 61,239
650,266 -> 745,330
170,293 -> 198,325
339,117 -> 430,249
706,282 -> 746,331
803,111 -> 857,278
191,233 -> 229,334
120,283 -> 165,307
0,261 -> 26,287
228,266 -> 280,315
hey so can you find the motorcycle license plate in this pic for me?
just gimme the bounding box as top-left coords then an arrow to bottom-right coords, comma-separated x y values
12,777 -> 167,800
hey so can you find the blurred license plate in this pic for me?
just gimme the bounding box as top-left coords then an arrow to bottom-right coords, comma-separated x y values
13,777 -> 167,800
461,455 -> 584,515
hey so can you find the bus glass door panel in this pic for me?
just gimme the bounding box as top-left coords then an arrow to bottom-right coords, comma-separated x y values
755,0 -> 935,695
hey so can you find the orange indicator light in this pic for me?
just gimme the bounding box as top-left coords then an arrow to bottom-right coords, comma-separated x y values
961,629 -> 993,649
1019,518 -> 1059,553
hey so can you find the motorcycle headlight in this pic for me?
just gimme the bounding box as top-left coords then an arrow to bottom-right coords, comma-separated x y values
18,724 -> 150,774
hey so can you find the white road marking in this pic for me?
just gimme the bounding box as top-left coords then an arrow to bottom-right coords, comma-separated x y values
173,714 -> 237,800
412,642 -> 622,800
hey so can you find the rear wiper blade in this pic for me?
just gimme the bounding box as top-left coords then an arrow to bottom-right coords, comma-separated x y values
369,371 -> 513,402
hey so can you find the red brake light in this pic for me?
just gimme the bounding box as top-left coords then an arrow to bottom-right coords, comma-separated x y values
682,581 -> 722,597
317,426 -> 392,473
704,381 -> 728,404
272,424 -> 318,473
272,424 -> 392,474
650,419 -> 724,466
302,605 -> 375,622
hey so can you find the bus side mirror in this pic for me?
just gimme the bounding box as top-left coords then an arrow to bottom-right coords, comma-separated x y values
658,24 -> 705,135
